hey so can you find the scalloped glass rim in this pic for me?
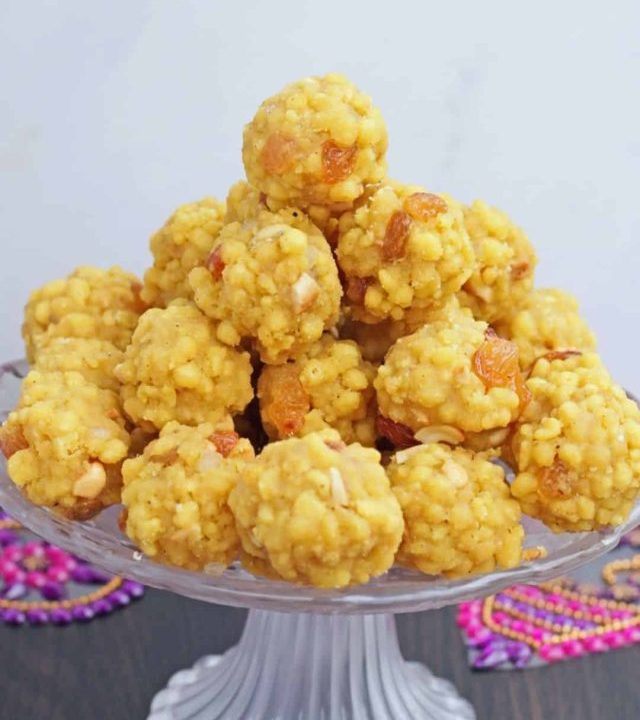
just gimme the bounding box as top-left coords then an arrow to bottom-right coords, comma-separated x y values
2,358 -> 639,615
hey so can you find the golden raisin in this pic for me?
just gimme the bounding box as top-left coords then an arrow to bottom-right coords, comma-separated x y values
345,276 -> 375,305
539,460 -> 575,498
321,140 -> 357,184
118,508 -> 128,533
206,246 -> 225,281
130,282 -> 149,314
381,211 -> 411,261
473,329 -> 531,408
403,192 -> 448,221
61,499 -> 103,521
261,133 -> 297,175
510,261 -> 531,280
259,365 -> 310,438
210,430 -> 240,458
376,414 -> 417,449
0,425 -> 28,459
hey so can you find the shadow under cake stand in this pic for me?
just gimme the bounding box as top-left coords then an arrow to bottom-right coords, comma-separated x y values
2,359 -> 639,720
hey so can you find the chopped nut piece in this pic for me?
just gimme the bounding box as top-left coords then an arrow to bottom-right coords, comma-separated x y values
252,224 -> 291,242
414,425 -> 465,446
394,445 -> 425,465
329,467 -> 349,506
73,462 -> 107,499
464,426 -> 512,453
292,273 -> 321,312
442,458 -> 469,487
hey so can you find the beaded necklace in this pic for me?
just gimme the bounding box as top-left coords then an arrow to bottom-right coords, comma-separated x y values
0,510 -> 144,626
458,532 -> 640,669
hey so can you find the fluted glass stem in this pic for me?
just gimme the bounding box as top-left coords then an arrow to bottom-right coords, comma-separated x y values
149,609 -> 475,719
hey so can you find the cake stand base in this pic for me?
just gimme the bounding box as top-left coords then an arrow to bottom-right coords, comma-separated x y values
148,609 -> 475,720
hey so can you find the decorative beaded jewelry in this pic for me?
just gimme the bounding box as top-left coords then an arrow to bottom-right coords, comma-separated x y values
0,508 -> 144,626
458,532 -> 640,669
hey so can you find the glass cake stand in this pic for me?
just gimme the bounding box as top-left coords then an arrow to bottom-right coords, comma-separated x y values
2,359 -> 639,720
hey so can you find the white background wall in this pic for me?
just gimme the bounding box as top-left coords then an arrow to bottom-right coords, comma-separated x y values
1,1 -> 638,386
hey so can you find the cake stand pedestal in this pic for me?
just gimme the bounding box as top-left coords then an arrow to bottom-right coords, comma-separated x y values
2,359 -> 639,720
149,610 -> 473,720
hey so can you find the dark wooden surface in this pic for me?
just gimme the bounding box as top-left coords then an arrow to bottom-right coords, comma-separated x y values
1,588 -> 638,720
